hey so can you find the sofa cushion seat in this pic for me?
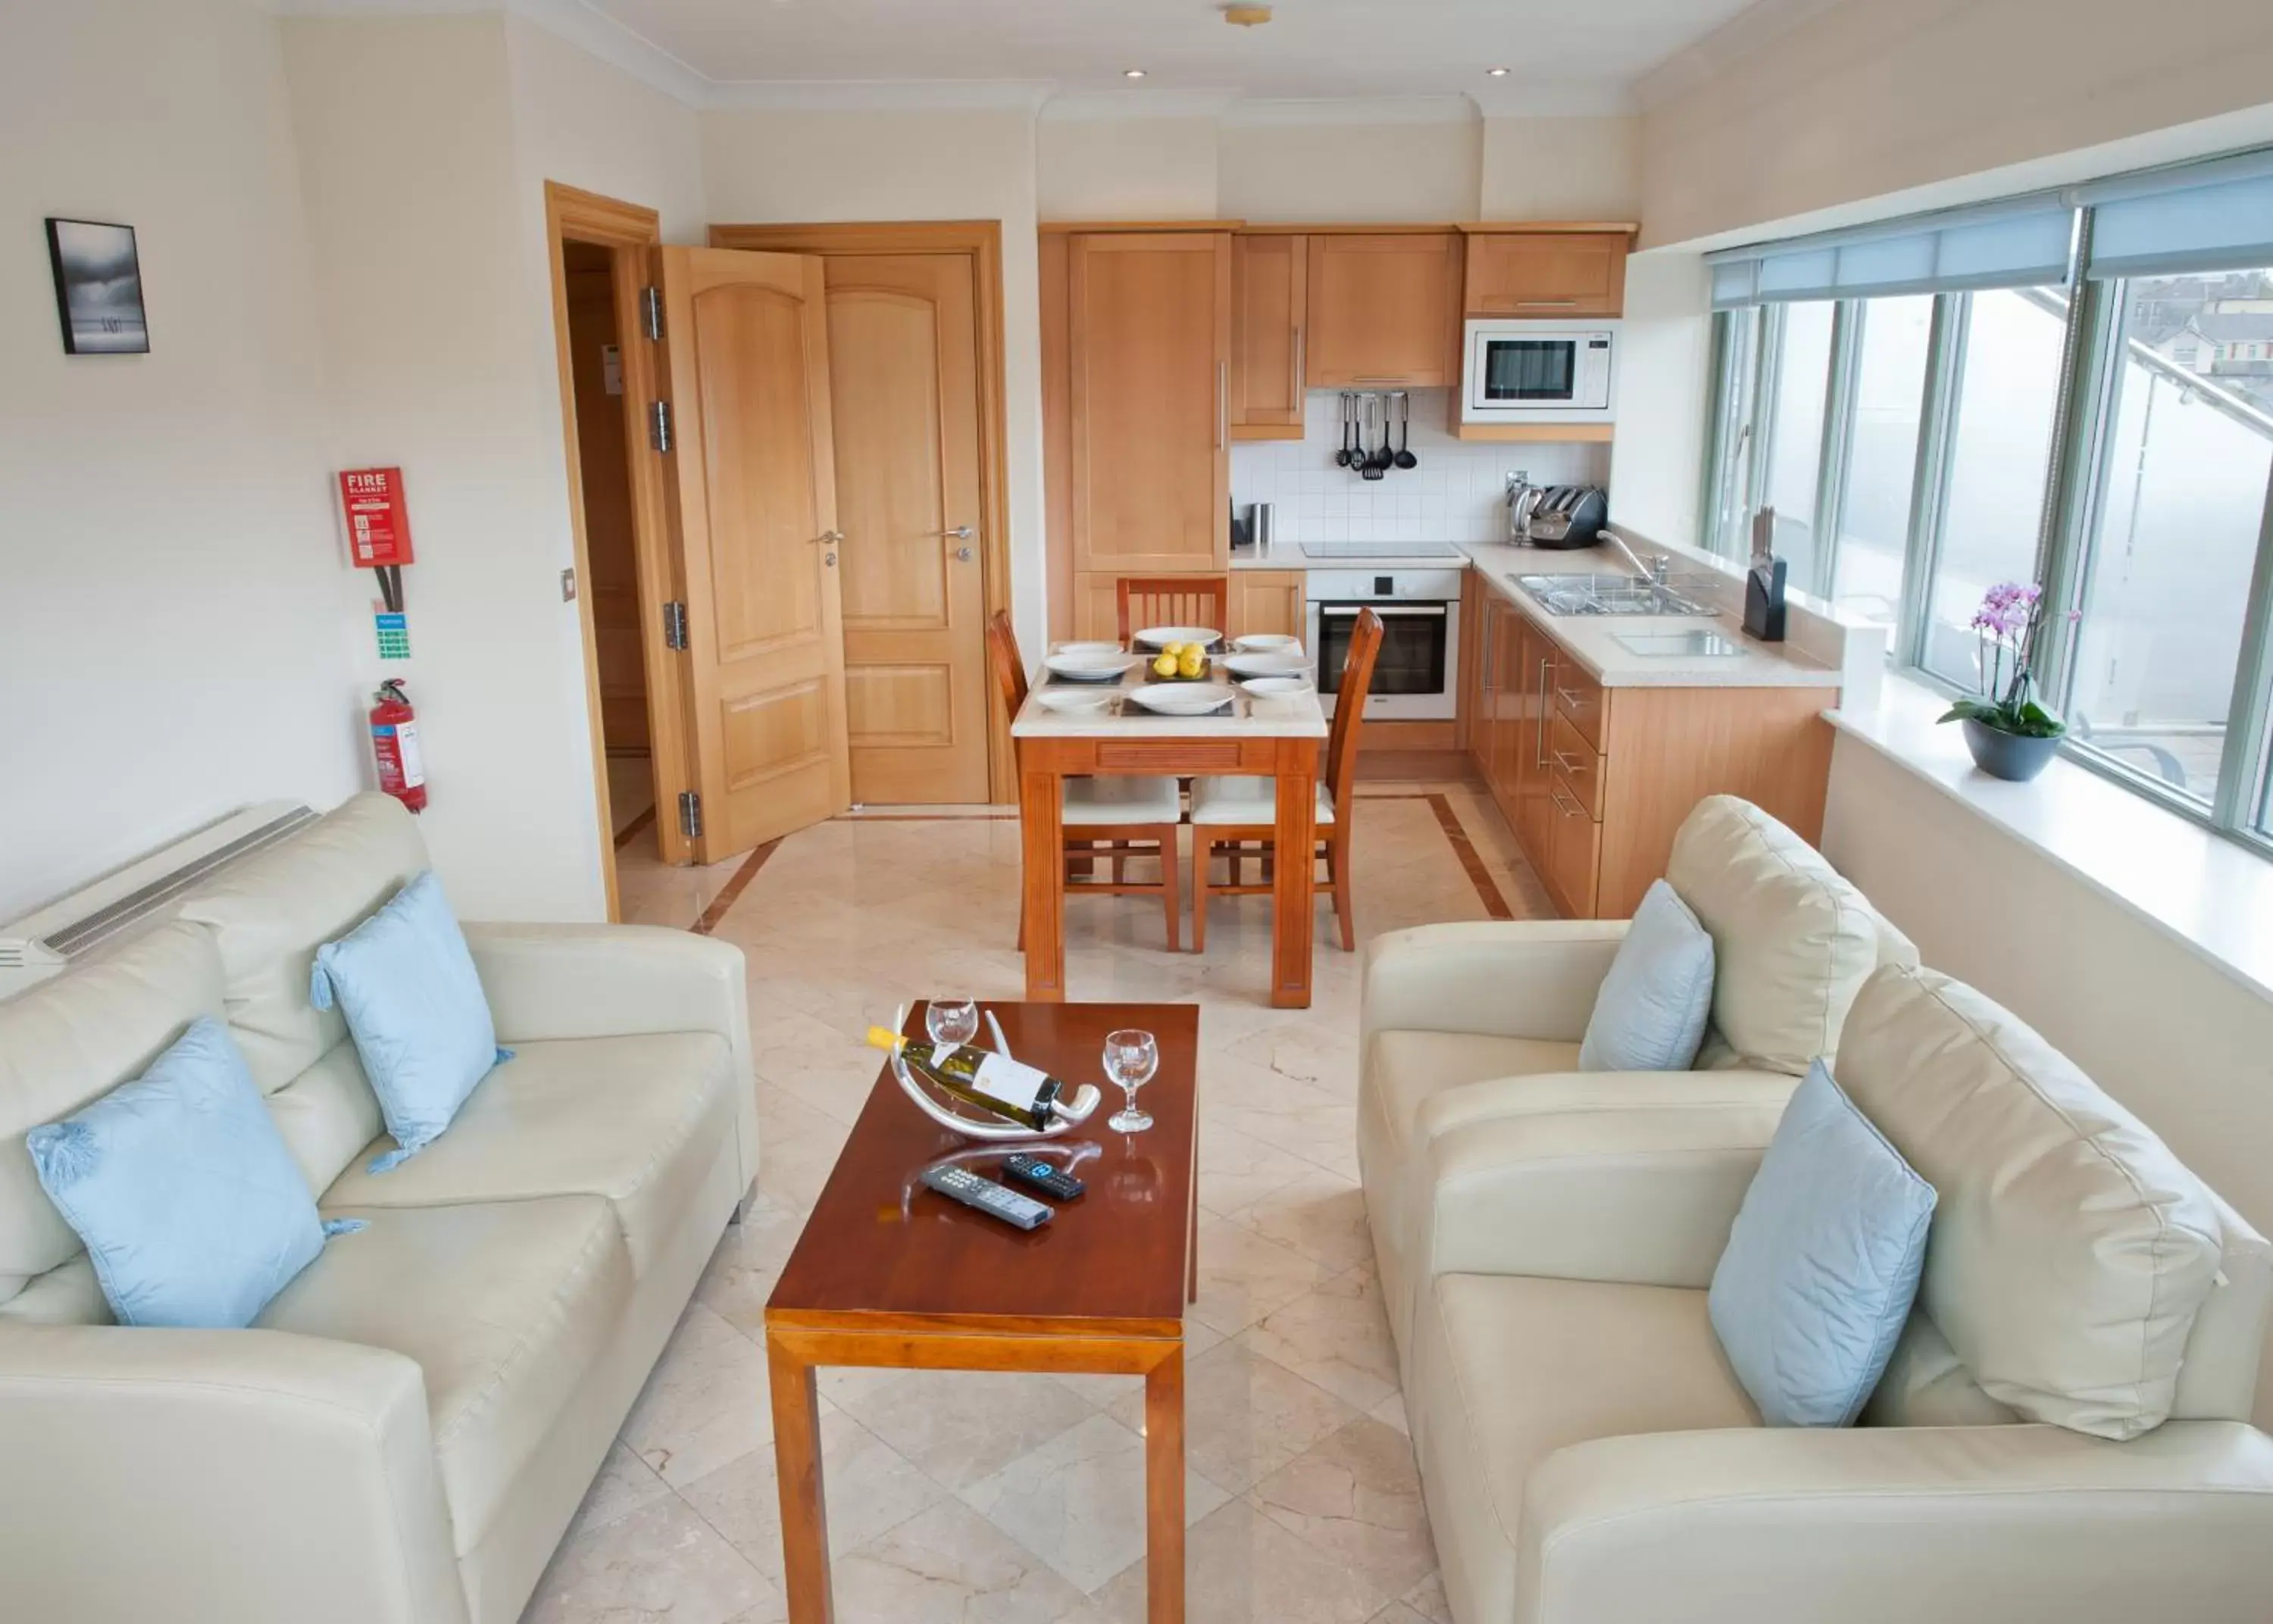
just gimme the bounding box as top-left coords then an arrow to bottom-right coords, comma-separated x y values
258,1195 -> 632,1557
320,1032 -> 735,1278
1412,1273 -> 1758,1624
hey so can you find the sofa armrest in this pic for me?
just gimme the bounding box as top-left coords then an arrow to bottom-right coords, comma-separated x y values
1416,1080 -> 1788,1290
1361,920 -> 1629,1047
1518,1420 -> 2273,1624
0,1326 -> 467,1624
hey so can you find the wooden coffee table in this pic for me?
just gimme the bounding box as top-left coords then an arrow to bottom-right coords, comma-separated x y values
764,1001 -> 1199,1624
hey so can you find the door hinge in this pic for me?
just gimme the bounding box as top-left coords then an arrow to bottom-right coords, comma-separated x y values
677,791 -> 703,839
648,400 -> 672,453
662,599 -> 689,651
639,286 -> 664,342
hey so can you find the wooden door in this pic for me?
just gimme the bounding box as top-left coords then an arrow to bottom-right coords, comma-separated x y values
1068,232 -> 1232,574
1463,232 -> 1628,318
819,253 -> 990,804
565,259 -> 648,753
1230,234 -> 1306,437
1303,233 -> 1461,389
655,246 -> 849,860
1227,570 -> 1305,641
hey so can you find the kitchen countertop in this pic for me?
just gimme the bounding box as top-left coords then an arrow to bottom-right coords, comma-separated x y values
1458,538 -> 1843,691
1228,545 -> 1470,572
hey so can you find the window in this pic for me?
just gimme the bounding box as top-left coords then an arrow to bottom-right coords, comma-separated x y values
1760,301 -> 1837,586
1827,295 -> 1933,625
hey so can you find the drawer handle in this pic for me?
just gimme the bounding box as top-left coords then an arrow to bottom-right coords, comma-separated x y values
1555,686 -> 1589,709
1551,788 -> 1585,817
1552,749 -> 1585,775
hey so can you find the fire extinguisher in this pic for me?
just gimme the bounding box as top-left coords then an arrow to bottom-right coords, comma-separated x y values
369,679 -> 427,814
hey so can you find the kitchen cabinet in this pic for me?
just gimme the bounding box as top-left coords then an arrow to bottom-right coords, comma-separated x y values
1230,235 -> 1306,440
1067,230 -> 1233,576
1304,233 -> 1462,389
1227,570 -> 1305,641
1462,230 -> 1630,318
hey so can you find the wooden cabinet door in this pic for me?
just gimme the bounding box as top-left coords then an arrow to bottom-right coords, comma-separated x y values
1464,232 -> 1628,318
1068,232 -> 1232,574
1230,234 -> 1307,437
654,246 -> 849,860
1514,622 -> 1557,870
1543,764 -> 1602,917
1070,573 -> 1121,642
1304,233 -> 1462,389
1227,570 -> 1305,641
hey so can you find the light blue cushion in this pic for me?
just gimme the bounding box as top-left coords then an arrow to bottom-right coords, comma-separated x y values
311,870 -> 507,1173
27,1017 -> 355,1328
1709,1060 -> 1937,1426
1578,879 -> 1715,1071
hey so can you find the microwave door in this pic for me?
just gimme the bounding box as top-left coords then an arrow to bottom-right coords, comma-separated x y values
1479,338 -> 1577,405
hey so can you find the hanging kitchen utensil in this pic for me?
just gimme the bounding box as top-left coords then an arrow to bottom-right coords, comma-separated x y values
1360,393 -> 1387,481
1333,392 -> 1357,467
1393,392 -> 1418,470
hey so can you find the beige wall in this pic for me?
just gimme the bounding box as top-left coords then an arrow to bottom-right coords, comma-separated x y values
1037,116 -> 1220,220
1479,116 -> 1641,220
1822,737 -> 2273,1426
1642,0 -> 2273,247
0,0 -> 365,921
1605,249 -> 1712,550
1218,117 -> 1482,223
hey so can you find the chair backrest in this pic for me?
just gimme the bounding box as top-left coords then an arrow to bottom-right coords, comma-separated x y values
1116,575 -> 1229,645
986,608 -> 1028,718
1324,607 -> 1384,815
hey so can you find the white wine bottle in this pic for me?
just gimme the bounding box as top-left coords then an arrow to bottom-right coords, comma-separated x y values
868,1026 -> 1066,1132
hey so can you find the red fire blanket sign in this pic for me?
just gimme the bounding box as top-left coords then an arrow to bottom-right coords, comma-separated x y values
339,467 -> 414,568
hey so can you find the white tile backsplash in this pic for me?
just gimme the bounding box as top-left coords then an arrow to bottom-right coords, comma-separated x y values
1230,390 -> 1609,547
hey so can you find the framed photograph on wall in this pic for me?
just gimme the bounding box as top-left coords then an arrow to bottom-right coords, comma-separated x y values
45,218 -> 149,354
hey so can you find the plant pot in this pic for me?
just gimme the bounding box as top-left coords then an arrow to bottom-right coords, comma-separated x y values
1962,718 -> 2062,782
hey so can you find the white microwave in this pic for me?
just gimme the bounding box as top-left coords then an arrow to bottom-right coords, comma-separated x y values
1462,319 -> 1619,426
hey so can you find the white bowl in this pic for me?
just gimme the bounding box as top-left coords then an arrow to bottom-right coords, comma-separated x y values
1133,625 -> 1222,651
1034,688 -> 1114,714
1233,633 -> 1302,654
1223,651 -> 1310,679
1054,640 -> 1122,657
1239,675 -> 1315,699
1043,650 -> 1138,682
1124,683 -> 1233,717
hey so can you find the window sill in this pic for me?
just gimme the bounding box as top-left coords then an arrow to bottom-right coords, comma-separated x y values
1825,673 -> 2273,1004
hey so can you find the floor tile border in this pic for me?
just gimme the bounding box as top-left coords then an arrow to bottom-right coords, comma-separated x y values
1358,792 -> 1515,920
692,839 -> 780,935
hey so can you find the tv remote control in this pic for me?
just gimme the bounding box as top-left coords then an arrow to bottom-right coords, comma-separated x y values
1001,1154 -> 1085,1201
920,1164 -> 1053,1230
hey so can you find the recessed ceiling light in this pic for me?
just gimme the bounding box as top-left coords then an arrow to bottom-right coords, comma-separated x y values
1487,67 -> 1510,77
1124,68 -> 1147,79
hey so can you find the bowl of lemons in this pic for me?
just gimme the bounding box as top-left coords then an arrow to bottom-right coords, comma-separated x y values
1146,641 -> 1213,682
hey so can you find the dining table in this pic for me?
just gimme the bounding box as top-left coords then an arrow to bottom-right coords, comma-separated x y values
1010,643 -> 1330,1008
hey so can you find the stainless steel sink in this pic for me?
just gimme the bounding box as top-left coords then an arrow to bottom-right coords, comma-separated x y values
1513,573 -> 1718,618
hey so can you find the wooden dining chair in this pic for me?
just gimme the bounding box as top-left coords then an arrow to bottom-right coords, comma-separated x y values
1189,607 -> 1383,954
1116,575 -> 1230,645
986,611 -> 1185,951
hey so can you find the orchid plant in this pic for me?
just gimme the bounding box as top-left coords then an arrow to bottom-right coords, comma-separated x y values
1938,580 -> 2068,739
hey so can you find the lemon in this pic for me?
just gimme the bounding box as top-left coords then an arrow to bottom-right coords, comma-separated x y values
1177,649 -> 1205,678
1152,652 -> 1178,679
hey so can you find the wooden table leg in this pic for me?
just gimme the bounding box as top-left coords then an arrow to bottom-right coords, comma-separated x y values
1021,757 -> 1066,1001
1145,1341 -> 1186,1624
1269,748 -> 1316,1008
766,1325 -> 833,1623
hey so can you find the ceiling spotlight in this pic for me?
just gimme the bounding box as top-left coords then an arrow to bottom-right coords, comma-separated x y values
1124,67 -> 1148,79
1487,67 -> 1510,77
1224,4 -> 1273,24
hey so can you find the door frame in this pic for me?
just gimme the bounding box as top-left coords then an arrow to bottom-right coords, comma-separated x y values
546,181 -> 695,918
705,219 -> 1017,804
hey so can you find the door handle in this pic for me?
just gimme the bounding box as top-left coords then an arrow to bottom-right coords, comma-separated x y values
928,526 -> 974,540
814,530 -> 845,544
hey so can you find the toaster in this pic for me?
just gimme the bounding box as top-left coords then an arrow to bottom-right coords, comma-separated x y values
1526,486 -> 1609,550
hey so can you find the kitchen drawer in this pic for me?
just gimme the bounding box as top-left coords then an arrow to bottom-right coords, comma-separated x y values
1549,660 -> 1607,751
1545,764 -> 1602,917
1545,707 -> 1604,819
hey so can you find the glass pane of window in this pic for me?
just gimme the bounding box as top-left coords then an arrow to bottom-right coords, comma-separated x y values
1920,287 -> 2068,686
1705,308 -> 1763,560
1761,301 -> 1837,586
1828,295 -> 1934,627
2068,270 -> 2273,806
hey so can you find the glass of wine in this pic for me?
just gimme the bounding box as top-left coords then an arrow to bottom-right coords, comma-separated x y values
926,996 -> 980,1046
1102,1029 -> 1158,1133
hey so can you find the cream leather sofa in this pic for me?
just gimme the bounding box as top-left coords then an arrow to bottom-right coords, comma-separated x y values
0,795 -> 758,1624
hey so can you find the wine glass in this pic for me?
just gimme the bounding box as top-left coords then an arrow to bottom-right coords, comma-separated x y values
1103,1029 -> 1158,1133
926,997 -> 980,1046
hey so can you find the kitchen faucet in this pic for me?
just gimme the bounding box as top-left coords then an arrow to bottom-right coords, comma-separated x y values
1602,530 -> 1672,586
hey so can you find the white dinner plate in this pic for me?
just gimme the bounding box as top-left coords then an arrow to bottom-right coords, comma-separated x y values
1034,688 -> 1115,714
1124,683 -> 1233,717
1054,641 -> 1122,657
1043,650 -> 1140,682
1223,651 -> 1310,679
1133,625 -> 1222,651
1239,675 -> 1314,698
1233,633 -> 1302,655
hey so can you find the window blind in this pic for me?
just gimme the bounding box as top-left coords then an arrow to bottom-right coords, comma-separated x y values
2073,148 -> 2273,279
1709,197 -> 2074,309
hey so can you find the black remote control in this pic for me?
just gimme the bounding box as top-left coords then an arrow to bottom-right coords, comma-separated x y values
919,1163 -> 1053,1229
1001,1153 -> 1085,1201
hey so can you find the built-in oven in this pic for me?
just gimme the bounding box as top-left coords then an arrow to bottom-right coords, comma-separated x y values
1462,319 -> 1620,426
1305,567 -> 1464,721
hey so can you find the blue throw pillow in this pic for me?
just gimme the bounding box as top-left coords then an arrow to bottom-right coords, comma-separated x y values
1578,879 -> 1715,1071
1709,1061 -> 1937,1426
311,870 -> 507,1173
27,1017 -> 358,1328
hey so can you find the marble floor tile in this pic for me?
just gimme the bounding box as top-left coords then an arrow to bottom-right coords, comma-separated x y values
831,1367 -> 1100,1492
1399,1570 -> 1454,1624
1195,1122 -> 1316,1218
1247,1416 -> 1437,1606
1189,1213 -> 1332,1337
1241,1265 -> 1400,1413
562,1439 -> 674,1543
1224,1019 -> 1363,1096
677,1412 -> 946,1580
1108,1341 -> 1360,1496
524,1493 -> 779,1624
828,1501 -> 1097,1624
1085,1498 -> 1387,1624
1368,1390 -> 1411,1437
1227,1170 -> 1374,1274
693,1196 -> 810,1338
621,1303 -> 775,1488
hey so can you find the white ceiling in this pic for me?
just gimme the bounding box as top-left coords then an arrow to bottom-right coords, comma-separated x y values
564,0 -> 1764,107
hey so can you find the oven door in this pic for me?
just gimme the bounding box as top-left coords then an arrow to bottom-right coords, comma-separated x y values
1308,600 -> 1456,720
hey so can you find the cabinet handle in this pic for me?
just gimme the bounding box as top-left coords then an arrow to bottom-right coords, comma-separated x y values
1552,787 -> 1585,817
1555,686 -> 1588,710
1534,657 -> 1552,769
1217,361 -> 1228,449
1515,299 -> 1578,308
1291,326 -> 1305,406
1552,749 -> 1584,775
1352,374 -> 1406,384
